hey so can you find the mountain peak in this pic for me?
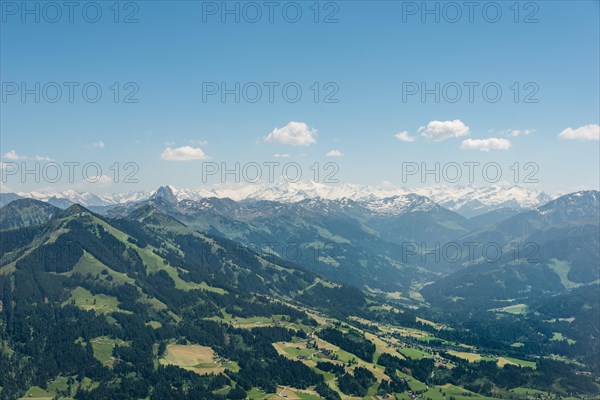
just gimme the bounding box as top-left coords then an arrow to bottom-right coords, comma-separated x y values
537,190 -> 599,219
61,203 -> 93,217
0,198 -> 60,229
150,185 -> 178,204
2,197 -> 53,209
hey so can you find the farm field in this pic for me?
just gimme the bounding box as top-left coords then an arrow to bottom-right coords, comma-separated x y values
273,338 -> 390,383
88,336 -> 130,367
62,287 -> 130,315
18,377 -> 98,400
159,344 -> 238,375
490,303 -> 528,315
510,387 -> 552,396
551,332 -> 577,344
448,350 -> 493,363
397,347 -> 432,360
62,251 -> 135,285
422,384 -> 498,400
497,356 -> 537,369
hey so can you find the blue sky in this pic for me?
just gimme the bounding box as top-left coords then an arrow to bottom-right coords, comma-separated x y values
1,0 -> 598,194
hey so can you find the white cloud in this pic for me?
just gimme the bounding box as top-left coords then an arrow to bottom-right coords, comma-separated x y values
558,124 -> 600,141
4,150 -> 26,160
394,131 -> 416,142
326,150 -> 344,157
508,129 -> 533,137
274,153 -> 290,158
418,119 -> 470,141
265,121 -> 317,146
91,140 -> 105,149
3,150 -> 53,161
160,146 -> 207,161
86,175 -> 112,184
460,138 -> 512,151
35,155 -> 55,161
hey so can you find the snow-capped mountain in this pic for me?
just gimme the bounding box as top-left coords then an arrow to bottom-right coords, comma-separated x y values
1,182 -> 555,216
169,182 -> 554,216
412,185 -> 554,217
107,191 -> 152,205
150,186 -> 178,204
164,182 -> 554,215
16,189 -> 116,208
362,194 -> 440,215
2,189 -> 151,208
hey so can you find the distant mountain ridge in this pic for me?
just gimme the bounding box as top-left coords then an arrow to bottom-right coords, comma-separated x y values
0,198 -> 59,230
422,189 -> 600,313
1,182 -> 556,216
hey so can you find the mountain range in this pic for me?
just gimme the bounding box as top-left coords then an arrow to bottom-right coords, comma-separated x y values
0,185 -> 598,399
1,182 -> 553,217
2,185 -> 597,295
